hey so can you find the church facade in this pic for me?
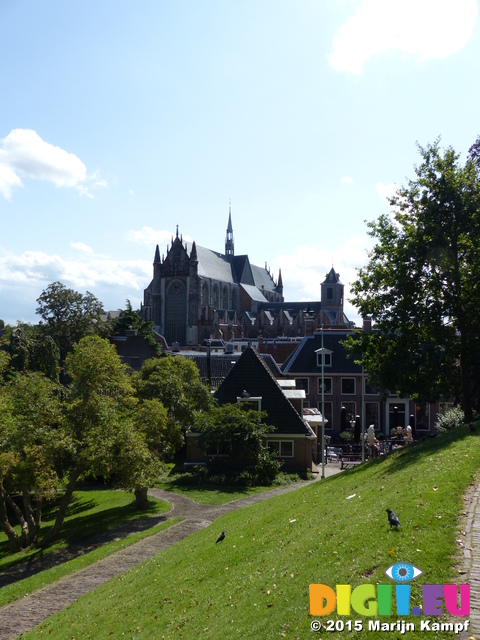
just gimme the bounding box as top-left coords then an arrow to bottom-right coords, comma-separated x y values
141,210 -> 350,346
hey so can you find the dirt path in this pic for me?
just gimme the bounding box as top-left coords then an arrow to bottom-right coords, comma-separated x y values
0,469 -> 340,640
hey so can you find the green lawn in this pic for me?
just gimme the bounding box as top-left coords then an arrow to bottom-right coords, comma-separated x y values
23,425 -> 480,640
0,488 -> 173,607
157,466 -> 313,505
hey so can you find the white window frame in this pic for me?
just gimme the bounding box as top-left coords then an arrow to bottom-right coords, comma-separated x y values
316,350 -> 332,368
318,377 -> 333,395
268,440 -> 294,458
341,377 -> 356,395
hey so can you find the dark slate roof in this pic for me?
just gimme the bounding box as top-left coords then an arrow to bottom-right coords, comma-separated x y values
187,243 -> 236,284
111,334 -> 158,369
257,301 -> 322,315
282,332 -> 361,375
214,345 -> 310,435
184,353 -> 240,380
184,244 -> 279,294
231,255 -> 255,286
322,267 -> 343,285
184,351 -> 282,380
241,283 -> 268,302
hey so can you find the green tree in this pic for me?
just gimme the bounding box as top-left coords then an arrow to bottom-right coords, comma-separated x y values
347,139 -> 480,420
107,299 -> 161,354
134,356 -> 213,433
194,403 -> 281,483
39,335 -> 137,548
36,281 -> 104,364
115,398 -> 183,509
5,325 -> 59,380
0,373 -> 64,551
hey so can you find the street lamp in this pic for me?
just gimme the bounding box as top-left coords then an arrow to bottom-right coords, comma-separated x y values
315,326 -> 326,479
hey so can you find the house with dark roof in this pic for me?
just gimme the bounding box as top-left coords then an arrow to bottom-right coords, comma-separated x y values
141,207 -> 352,347
281,328 -> 450,438
185,345 -> 318,472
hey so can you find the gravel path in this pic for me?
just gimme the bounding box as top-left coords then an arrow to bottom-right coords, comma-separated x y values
0,468 -> 341,639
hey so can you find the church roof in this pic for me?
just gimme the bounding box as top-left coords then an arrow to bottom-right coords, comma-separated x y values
185,242 -> 236,284
240,283 -> 269,302
322,267 -> 342,285
251,263 -> 278,292
183,242 -> 278,293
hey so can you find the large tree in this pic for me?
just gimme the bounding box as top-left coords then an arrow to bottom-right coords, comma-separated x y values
36,282 -> 104,364
0,373 -> 64,551
347,139 -> 480,421
39,335 -> 137,548
0,337 -> 185,552
133,356 -> 213,433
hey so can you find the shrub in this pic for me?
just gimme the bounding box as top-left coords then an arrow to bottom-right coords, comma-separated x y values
434,407 -> 464,432
253,448 -> 283,485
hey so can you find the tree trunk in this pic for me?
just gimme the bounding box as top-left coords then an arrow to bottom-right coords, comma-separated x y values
134,487 -> 149,510
0,487 -> 21,553
38,466 -> 83,549
5,493 -> 28,548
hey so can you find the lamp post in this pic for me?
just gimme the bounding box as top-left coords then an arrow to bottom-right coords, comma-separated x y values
315,327 -> 326,479
361,366 -> 365,463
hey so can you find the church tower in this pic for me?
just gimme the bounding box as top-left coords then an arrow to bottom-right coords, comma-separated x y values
225,205 -> 234,257
321,267 -> 345,325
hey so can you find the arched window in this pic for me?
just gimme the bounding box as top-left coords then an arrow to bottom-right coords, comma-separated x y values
201,282 -> 209,305
212,284 -> 219,309
165,280 -> 186,345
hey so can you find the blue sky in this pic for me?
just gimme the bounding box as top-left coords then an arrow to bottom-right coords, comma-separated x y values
1,0 -> 479,325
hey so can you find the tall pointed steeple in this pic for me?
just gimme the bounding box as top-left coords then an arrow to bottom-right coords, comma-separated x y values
225,203 -> 234,257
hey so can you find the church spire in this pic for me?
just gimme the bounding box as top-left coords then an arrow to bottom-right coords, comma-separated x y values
277,268 -> 283,294
225,202 -> 234,257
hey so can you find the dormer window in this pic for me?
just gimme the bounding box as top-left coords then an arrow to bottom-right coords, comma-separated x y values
316,349 -> 332,367
237,393 -> 262,412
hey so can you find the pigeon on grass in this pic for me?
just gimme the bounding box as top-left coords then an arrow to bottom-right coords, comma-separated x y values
386,509 -> 401,528
216,530 -> 226,543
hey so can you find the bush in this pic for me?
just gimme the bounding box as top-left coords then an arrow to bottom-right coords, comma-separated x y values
252,448 -> 283,485
434,407 -> 465,432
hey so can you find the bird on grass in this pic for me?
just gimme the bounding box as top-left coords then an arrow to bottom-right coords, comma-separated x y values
216,530 -> 226,543
386,509 -> 401,528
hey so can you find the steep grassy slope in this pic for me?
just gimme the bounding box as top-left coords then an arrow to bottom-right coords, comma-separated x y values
27,426 -> 479,640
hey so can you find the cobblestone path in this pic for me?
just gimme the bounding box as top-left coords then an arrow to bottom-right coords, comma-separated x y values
460,483 -> 480,640
0,470 -> 340,640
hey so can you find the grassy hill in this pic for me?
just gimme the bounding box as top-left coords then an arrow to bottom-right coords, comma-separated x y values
24,426 -> 479,640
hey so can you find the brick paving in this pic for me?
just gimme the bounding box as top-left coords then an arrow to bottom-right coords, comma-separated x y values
0,467 -> 340,640
460,483 -> 480,640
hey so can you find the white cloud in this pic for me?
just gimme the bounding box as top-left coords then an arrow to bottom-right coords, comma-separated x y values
341,176 -> 353,183
0,129 -> 106,199
329,0 -> 478,74
273,235 -> 372,325
0,250 -> 151,292
125,226 -> 193,249
376,181 -> 397,204
0,163 -> 23,201
71,242 -> 94,253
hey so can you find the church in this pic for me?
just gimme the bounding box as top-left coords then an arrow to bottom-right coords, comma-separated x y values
141,209 -> 351,346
